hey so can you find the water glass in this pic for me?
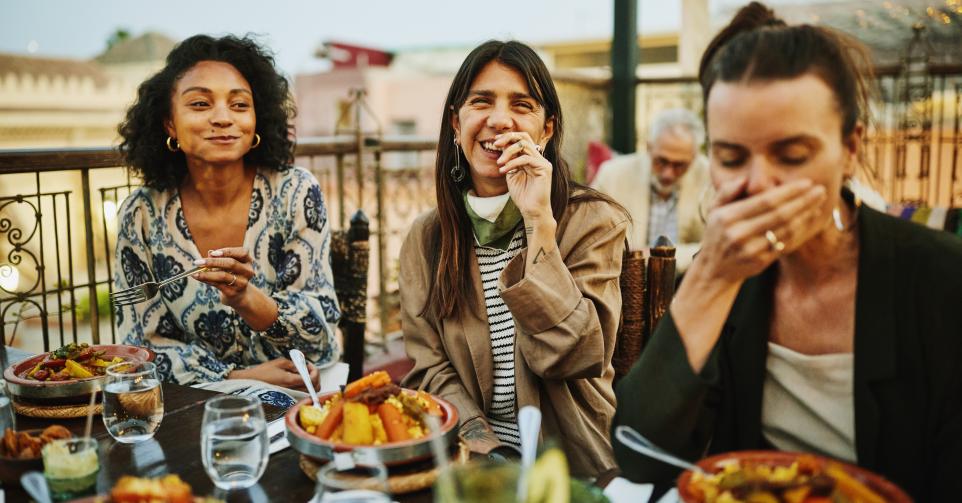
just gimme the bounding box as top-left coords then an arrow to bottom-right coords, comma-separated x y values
0,385 -> 15,433
314,462 -> 391,503
102,361 -> 164,443
201,395 -> 269,490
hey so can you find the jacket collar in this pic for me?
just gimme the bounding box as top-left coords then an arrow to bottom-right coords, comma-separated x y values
459,249 -> 494,413
852,205 -> 899,466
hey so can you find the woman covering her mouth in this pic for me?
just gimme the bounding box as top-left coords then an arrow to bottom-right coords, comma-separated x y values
113,35 -> 339,403
613,3 -> 962,499
399,39 -> 629,477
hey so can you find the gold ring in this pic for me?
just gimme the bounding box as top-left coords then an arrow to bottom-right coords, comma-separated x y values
765,230 -> 785,252
227,273 -> 237,286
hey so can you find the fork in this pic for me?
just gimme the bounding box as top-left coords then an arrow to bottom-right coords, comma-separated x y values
110,266 -> 207,306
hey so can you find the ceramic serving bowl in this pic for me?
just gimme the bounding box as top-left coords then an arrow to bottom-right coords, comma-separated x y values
3,345 -> 155,404
285,389 -> 459,467
676,450 -> 912,503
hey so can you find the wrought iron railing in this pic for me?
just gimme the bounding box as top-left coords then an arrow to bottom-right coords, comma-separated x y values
0,136 -> 437,355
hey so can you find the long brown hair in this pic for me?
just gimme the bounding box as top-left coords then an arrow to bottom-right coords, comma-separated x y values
425,40 -> 611,320
699,2 -> 874,139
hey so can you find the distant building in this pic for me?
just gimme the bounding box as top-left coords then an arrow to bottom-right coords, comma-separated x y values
294,41 -> 458,152
0,32 -> 176,148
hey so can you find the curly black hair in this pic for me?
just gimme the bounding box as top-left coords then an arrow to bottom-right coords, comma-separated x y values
118,34 -> 296,191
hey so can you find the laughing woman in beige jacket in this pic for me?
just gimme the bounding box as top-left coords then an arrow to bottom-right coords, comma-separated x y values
400,40 -> 628,478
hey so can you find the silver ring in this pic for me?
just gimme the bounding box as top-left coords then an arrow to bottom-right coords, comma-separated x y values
765,230 -> 786,253
227,272 -> 237,286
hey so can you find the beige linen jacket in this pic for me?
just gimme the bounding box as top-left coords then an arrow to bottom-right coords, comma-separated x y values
590,152 -> 709,272
400,198 -> 629,477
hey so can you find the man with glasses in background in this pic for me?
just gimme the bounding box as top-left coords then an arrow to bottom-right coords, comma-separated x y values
591,109 -> 708,273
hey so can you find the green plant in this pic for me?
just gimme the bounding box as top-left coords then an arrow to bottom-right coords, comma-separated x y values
74,287 -> 112,322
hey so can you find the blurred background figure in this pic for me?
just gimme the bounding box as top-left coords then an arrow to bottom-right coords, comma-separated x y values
591,108 -> 709,272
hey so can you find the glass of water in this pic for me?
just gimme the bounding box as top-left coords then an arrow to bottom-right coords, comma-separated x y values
0,385 -> 15,433
102,361 -> 164,443
314,462 -> 391,502
201,395 -> 269,490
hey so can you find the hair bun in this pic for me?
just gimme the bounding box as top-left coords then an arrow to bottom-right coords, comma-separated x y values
699,2 -> 786,82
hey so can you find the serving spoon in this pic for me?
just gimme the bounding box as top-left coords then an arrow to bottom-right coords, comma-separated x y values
289,349 -> 321,409
614,425 -> 706,475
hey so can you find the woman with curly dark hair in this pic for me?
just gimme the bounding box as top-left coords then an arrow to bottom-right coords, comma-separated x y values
113,35 -> 339,400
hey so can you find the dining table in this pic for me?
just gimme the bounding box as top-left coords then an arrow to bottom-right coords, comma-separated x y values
5,381 -> 436,502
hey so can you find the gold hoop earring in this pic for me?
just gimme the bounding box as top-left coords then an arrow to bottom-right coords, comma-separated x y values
250,133 -> 261,149
165,136 -> 180,152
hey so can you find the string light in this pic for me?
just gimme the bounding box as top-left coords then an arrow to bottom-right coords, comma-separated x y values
0,264 -> 19,292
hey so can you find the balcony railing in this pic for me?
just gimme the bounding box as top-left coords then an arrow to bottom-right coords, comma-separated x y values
0,135 -> 437,358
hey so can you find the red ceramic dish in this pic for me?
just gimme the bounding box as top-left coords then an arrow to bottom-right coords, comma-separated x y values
284,389 -> 459,467
677,450 -> 912,503
4,345 -> 156,403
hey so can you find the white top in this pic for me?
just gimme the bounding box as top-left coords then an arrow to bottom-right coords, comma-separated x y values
466,190 -> 511,223
761,342 -> 857,463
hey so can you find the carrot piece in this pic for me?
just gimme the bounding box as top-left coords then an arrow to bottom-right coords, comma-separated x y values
418,391 -> 443,417
344,371 -> 391,399
377,403 -> 411,442
314,401 -> 344,440
825,464 -> 885,503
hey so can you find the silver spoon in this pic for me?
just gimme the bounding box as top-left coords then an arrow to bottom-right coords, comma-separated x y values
614,425 -> 706,475
21,471 -> 52,503
517,406 -> 542,501
289,349 -> 321,409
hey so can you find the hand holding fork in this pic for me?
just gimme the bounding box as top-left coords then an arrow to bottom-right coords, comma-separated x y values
110,266 -> 208,306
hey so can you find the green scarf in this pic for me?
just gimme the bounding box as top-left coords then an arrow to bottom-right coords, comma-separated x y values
463,192 -> 523,250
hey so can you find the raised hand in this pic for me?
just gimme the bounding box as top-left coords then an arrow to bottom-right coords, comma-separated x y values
495,132 -> 552,222
193,247 -> 279,330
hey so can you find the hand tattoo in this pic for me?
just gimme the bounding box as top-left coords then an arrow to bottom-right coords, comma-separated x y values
533,247 -> 547,264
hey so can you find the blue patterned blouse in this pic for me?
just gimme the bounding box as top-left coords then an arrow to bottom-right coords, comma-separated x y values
112,166 -> 341,385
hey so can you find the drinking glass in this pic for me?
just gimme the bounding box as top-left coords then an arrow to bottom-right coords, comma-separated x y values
102,361 -> 164,443
201,395 -> 269,490
314,462 -> 391,503
0,384 -> 15,433
42,437 -> 99,501
436,460 -> 521,503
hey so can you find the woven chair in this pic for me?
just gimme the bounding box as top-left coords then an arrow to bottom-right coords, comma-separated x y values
330,210 -> 370,382
612,236 -> 677,382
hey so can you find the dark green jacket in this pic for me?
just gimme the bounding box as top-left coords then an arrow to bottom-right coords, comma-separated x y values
613,206 -> 962,501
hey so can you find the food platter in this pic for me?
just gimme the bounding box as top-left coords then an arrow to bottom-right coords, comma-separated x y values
285,390 -> 459,467
676,450 -> 912,503
3,344 -> 155,403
